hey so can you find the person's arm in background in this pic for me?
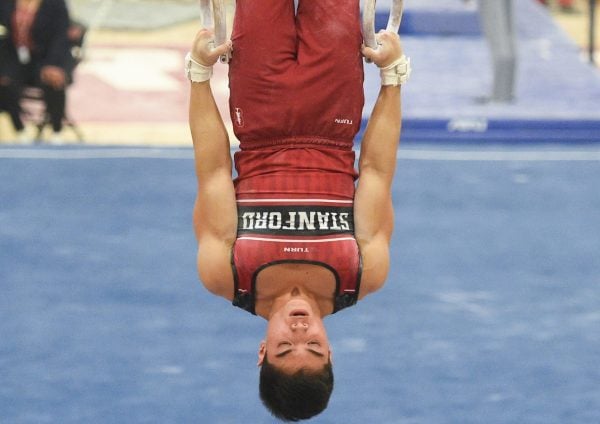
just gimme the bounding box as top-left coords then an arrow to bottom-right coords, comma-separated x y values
189,29 -> 237,300
354,30 -> 407,297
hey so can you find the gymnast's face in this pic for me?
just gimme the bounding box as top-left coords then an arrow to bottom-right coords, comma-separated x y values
258,298 -> 331,373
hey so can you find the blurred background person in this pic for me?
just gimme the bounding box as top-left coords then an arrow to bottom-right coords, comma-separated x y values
0,0 -> 71,143
537,0 -> 577,13
477,0 -> 517,103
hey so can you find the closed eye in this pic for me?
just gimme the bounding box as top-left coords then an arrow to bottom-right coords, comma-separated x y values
306,348 -> 325,357
274,347 -> 325,358
275,349 -> 293,358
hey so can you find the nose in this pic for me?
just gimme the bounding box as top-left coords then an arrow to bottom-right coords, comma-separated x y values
291,322 -> 308,330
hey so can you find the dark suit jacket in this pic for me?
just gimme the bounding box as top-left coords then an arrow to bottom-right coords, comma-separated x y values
0,0 -> 71,78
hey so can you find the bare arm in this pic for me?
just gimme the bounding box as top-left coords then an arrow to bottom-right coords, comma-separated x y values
355,31 -> 405,296
189,29 -> 236,299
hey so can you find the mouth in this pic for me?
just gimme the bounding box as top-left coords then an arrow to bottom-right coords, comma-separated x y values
289,309 -> 309,317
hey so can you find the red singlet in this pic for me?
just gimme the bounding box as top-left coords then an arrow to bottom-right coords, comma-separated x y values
229,0 -> 365,314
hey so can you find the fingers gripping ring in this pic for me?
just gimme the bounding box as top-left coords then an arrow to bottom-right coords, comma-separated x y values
362,0 -> 404,50
199,0 -> 233,63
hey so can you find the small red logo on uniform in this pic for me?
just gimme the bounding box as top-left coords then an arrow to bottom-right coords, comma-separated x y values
234,107 -> 244,127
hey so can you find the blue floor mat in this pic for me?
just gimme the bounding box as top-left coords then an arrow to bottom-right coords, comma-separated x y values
1,145 -> 600,423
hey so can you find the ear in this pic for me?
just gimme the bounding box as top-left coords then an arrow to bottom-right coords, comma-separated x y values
257,341 -> 266,366
328,349 -> 333,365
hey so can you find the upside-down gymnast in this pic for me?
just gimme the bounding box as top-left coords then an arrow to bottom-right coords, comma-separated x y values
188,0 -> 409,420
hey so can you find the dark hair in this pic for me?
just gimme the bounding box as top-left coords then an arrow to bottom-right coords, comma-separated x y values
259,355 -> 334,422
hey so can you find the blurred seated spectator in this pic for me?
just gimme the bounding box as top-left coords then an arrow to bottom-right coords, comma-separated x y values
537,0 -> 576,13
0,0 -> 73,143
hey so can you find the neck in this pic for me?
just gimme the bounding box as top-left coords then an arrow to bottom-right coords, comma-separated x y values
252,263 -> 337,319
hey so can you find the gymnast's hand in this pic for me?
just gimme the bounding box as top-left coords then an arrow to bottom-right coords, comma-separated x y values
361,30 -> 404,68
190,28 -> 232,66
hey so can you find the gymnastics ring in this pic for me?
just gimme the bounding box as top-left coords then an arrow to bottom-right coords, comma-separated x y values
362,0 -> 404,52
199,0 -> 232,63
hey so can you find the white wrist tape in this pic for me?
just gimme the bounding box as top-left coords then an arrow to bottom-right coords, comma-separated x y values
380,55 -> 411,86
185,52 -> 213,83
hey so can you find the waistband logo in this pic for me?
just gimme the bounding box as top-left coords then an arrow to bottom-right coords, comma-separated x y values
237,205 -> 354,236
283,247 -> 310,253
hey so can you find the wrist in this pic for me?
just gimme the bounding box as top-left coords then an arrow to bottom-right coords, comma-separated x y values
380,55 -> 411,86
185,52 -> 213,83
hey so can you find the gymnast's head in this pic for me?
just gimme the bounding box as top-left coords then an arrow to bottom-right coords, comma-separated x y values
257,297 -> 334,421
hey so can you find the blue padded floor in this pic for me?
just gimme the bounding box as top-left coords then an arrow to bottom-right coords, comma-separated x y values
1,144 -> 600,423
364,0 -> 600,143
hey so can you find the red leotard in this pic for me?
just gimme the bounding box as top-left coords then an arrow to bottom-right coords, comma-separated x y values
229,0 -> 365,314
